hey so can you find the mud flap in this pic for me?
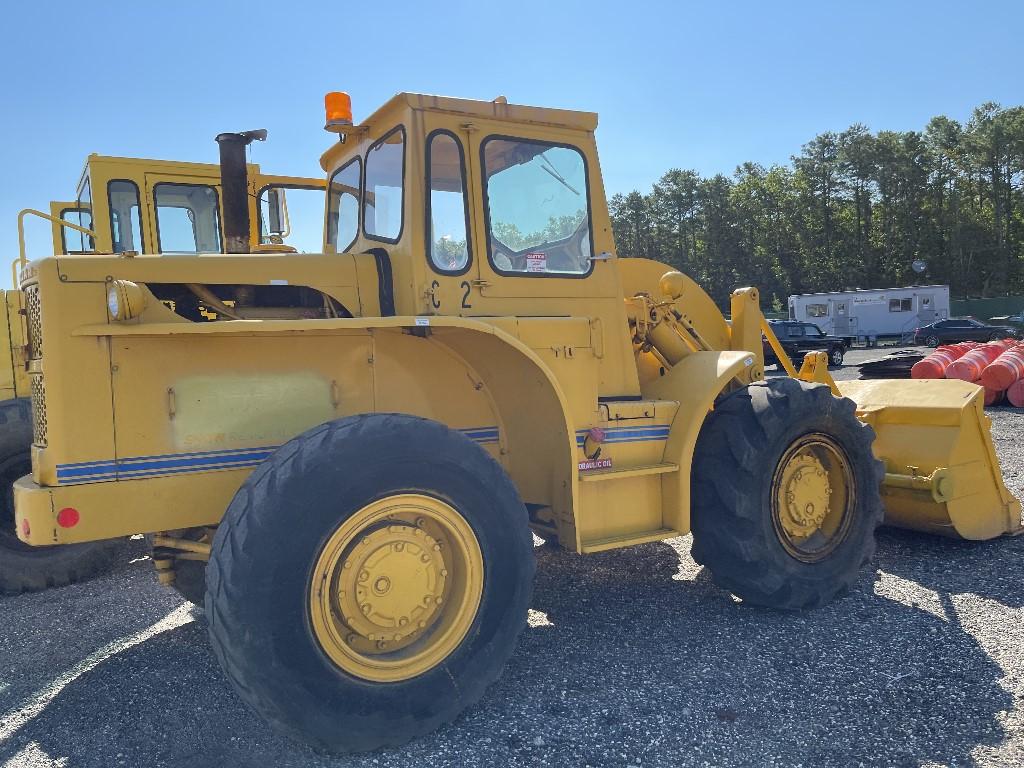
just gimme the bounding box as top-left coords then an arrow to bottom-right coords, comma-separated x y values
838,379 -> 1022,540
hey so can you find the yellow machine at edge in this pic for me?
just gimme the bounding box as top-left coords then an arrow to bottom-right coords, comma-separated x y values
0,152 -> 324,595
12,92 -> 1022,752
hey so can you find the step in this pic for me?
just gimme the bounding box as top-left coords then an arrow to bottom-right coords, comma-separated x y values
578,462 -> 679,482
580,528 -> 679,553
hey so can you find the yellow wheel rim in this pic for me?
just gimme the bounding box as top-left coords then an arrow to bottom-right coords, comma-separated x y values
770,433 -> 855,563
309,494 -> 484,683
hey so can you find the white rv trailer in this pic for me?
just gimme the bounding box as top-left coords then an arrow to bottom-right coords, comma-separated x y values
788,285 -> 950,345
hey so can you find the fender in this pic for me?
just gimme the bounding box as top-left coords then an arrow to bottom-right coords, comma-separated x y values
32,314 -> 580,545
643,350 -> 758,535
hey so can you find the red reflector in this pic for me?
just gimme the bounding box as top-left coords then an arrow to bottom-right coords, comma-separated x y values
57,507 -> 80,528
20,518 -> 30,537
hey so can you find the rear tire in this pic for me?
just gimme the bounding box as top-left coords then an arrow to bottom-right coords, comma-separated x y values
691,379 -> 884,610
828,346 -> 844,367
988,331 -> 1003,341
925,335 -> 940,347
0,398 -> 121,595
206,414 -> 534,752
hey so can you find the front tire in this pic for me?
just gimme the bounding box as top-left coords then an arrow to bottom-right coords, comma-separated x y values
206,414 -> 534,752
925,335 -> 940,347
0,398 -> 121,595
691,379 -> 883,610
828,346 -> 845,367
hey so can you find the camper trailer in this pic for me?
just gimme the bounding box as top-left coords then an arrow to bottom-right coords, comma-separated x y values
788,285 -> 950,345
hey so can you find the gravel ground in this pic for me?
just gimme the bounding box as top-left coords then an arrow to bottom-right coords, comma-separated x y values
2,347 -> 1022,767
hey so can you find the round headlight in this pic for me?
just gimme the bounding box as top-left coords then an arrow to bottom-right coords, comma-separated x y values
107,286 -> 122,318
106,280 -> 146,321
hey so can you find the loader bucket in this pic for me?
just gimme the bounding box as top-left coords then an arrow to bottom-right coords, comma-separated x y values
837,379 -> 1022,540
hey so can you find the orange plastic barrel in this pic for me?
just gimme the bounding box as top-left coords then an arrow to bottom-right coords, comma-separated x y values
911,343 -> 973,379
945,343 -> 1007,382
980,345 -> 1024,390
911,348 -> 962,379
984,386 -> 1004,407
1007,378 -> 1024,408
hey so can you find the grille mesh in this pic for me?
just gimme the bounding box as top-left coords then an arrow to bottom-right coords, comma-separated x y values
25,285 -> 42,360
30,376 -> 47,446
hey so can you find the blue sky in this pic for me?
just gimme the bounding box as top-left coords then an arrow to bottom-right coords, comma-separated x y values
2,0 -> 1021,284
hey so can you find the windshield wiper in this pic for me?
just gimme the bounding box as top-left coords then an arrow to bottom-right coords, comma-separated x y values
539,152 -> 580,196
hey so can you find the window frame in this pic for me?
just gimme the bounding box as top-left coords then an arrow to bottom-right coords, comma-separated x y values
106,179 -> 145,254
326,157 -> 363,253
479,133 -> 595,280
361,124 -> 407,245
424,129 -> 473,277
888,298 -> 913,313
152,181 -> 223,254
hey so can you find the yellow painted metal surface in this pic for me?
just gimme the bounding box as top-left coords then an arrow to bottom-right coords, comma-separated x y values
839,379 -> 1022,539
309,494 -> 483,682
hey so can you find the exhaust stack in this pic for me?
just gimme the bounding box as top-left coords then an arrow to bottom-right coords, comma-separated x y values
214,129 -> 267,253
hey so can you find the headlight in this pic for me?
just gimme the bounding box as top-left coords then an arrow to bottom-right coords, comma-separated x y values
106,280 -> 146,321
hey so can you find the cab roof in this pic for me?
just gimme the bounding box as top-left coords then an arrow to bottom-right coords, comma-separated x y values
320,93 -> 598,172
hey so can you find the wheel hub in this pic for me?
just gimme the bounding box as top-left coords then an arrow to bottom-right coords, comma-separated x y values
770,433 -> 855,563
335,524 -> 447,652
309,494 -> 484,682
779,453 -> 831,537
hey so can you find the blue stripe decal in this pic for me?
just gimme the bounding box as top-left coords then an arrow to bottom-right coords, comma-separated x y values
54,426 -> 502,485
575,425 -> 671,448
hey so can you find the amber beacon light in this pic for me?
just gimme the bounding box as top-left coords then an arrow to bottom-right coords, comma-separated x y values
325,92 -> 353,131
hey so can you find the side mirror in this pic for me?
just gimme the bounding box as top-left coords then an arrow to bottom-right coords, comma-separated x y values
266,188 -> 287,235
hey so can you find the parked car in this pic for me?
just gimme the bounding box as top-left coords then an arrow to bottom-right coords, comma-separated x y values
764,320 -> 848,367
988,313 -> 1024,331
912,318 -> 1021,347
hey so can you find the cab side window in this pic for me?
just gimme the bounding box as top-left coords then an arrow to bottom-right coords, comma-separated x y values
326,158 -> 361,252
481,137 -> 592,275
153,183 -> 221,253
426,131 -> 471,274
59,207 -> 93,254
108,180 -> 144,253
363,127 -> 405,242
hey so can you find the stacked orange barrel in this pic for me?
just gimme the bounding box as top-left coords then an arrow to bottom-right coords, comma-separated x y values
910,342 -> 977,379
911,337 -> 1024,408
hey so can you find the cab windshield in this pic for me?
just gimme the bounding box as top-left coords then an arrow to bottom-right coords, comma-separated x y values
482,137 -> 592,275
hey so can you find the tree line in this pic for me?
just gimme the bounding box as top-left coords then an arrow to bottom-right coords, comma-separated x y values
608,102 -> 1024,311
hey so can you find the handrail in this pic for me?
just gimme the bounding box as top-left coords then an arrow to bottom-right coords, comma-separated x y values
14,208 -> 98,287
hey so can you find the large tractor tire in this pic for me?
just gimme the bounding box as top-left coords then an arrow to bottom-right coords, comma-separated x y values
691,378 -> 884,610
206,414 -> 535,752
0,398 -> 121,595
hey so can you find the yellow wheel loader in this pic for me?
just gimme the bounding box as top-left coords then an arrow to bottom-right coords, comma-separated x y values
11,93 -> 1021,751
0,152 -> 323,595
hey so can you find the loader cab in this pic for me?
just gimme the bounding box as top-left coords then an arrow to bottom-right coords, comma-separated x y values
48,155 -> 325,257
320,93 -> 640,396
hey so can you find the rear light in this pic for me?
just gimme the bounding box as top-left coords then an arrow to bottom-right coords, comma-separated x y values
56,507 -> 80,528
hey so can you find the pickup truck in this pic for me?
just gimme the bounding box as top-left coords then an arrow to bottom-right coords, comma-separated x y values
764,320 -> 849,368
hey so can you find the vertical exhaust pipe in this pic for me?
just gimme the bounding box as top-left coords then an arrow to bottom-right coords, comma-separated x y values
214,129 -> 267,253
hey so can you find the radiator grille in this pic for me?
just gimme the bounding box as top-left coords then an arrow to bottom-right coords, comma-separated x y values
30,376 -> 47,447
25,285 -> 42,360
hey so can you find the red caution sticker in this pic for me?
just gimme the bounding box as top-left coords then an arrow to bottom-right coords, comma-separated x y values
526,252 -> 547,272
578,458 -> 613,471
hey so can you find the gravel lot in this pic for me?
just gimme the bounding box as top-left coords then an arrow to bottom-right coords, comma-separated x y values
2,347 -> 1022,767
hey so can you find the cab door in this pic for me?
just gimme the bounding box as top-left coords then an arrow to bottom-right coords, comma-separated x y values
419,113 -> 479,316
